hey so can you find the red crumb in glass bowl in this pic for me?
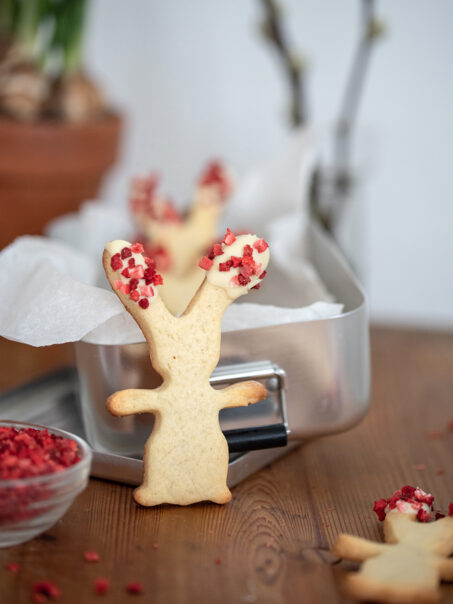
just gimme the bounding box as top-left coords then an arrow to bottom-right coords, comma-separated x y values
0,426 -> 80,480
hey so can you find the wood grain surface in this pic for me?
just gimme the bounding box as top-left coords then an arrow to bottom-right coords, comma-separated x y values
1,327 -> 453,604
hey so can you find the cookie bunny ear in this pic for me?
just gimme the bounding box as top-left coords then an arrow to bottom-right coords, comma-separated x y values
103,240 -> 172,337
194,160 -> 232,207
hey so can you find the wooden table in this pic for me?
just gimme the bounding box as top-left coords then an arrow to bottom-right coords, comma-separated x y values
1,327 -> 453,603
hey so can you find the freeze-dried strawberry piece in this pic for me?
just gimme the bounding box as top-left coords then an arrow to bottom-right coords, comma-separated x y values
126,582 -> 144,595
152,274 -> 163,286
251,283 -> 261,290
144,257 -> 154,267
373,498 -> 388,522
131,243 -> 144,254
84,551 -> 99,562
199,161 -> 230,199
219,260 -> 233,272
414,488 -> 434,506
209,243 -> 223,259
121,268 -> 130,278
237,274 -> 250,286
140,285 -> 154,297
110,254 -> 123,271
253,238 -> 268,253
449,503 -> 453,516
6,562 -> 20,572
417,509 -> 431,523
129,278 -> 139,291
259,270 -> 267,279
139,299 -> 150,309
239,264 -> 254,278
130,266 -> 145,279
401,485 -> 416,499
128,258 -> 136,268
94,578 -> 109,595
222,229 -> 236,246
199,256 -> 213,270
130,290 -> 140,302
242,244 -> 253,257
32,580 -> 62,600
121,247 -> 132,259
231,256 -> 242,268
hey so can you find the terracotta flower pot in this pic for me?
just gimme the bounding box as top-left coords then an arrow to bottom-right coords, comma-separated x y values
0,112 -> 122,248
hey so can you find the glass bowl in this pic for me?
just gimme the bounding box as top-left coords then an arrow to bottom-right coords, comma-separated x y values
0,421 -> 92,548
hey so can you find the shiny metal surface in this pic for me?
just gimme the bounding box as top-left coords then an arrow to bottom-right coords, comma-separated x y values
75,223 -> 370,467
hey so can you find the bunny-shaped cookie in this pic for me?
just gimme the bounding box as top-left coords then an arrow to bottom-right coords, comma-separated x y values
103,232 -> 269,506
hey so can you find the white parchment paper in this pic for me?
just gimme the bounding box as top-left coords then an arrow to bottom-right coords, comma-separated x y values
0,127 -> 343,347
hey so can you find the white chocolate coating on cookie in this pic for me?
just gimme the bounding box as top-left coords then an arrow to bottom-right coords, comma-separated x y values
205,234 -> 269,300
105,239 -> 162,306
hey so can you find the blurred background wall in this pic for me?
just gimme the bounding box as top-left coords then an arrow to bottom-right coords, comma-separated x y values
83,0 -> 453,328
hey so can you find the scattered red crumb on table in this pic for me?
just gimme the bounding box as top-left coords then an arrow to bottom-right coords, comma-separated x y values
94,578 -> 109,595
84,551 -> 100,562
214,558 -> 222,565
414,464 -> 426,470
152,543 -> 159,550
126,582 -> 144,595
32,580 -> 61,600
5,562 -> 20,572
437,469 -> 445,476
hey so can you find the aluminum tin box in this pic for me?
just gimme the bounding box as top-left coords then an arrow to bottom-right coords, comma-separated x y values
75,223 -> 369,486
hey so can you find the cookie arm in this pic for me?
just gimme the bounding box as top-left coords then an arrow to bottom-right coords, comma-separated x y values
218,381 -> 267,410
332,534 -> 387,561
107,389 -> 163,416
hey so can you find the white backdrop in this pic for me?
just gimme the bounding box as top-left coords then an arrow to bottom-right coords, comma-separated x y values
83,0 -> 453,328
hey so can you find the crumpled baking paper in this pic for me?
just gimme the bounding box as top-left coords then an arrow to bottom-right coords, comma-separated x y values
0,127 -> 343,347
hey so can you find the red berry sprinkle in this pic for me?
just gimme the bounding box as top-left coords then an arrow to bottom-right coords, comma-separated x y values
129,278 -> 139,291
110,254 -> 123,272
242,244 -> 253,257
417,509 -> 431,523
32,580 -> 62,600
94,578 -> 109,595
139,299 -> 150,309
199,161 -> 230,199
121,268 -> 130,278
130,290 -> 140,302
128,258 -> 136,268
131,243 -> 144,254
0,427 -> 80,480
199,256 -> 214,271
152,274 -> 163,286
126,582 -> 143,595
121,247 -> 132,259
84,551 -> 100,562
219,260 -> 233,272
222,228 -> 236,246
253,238 -> 268,253
6,562 -> 20,572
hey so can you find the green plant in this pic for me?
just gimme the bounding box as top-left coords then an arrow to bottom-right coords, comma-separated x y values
0,0 -> 105,122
